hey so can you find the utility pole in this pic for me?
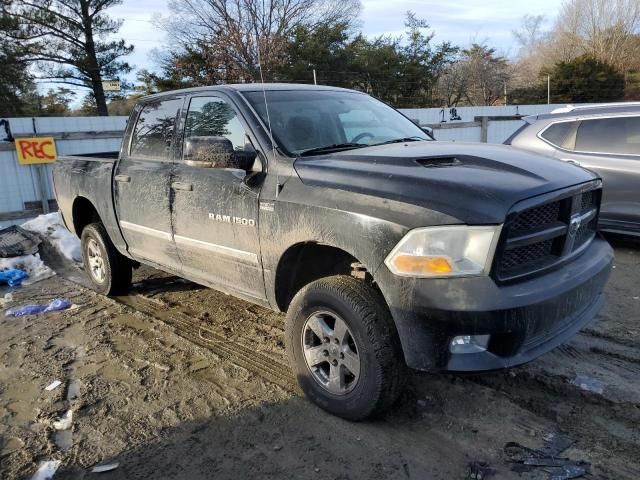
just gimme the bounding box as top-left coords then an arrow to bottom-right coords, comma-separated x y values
313,69 -> 317,85
504,81 -> 508,106
547,75 -> 551,104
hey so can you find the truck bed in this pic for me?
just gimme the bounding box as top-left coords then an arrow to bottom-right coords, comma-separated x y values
60,151 -> 119,161
53,151 -> 127,252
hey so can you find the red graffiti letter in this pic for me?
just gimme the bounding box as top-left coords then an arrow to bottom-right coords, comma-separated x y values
18,140 -> 34,159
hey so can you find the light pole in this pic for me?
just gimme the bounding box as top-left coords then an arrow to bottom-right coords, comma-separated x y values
547,75 -> 551,104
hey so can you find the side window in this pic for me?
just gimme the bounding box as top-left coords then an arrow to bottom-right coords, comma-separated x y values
184,96 -> 248,150
575,116 -> 640,155
129,98 -> 182,160
540,121 -> 577,149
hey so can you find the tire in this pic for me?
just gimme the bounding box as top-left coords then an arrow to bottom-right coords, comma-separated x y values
80,222 -> 132,295
285,275 -> 406,420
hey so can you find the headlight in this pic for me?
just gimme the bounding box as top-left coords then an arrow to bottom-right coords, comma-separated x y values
384,225 -> 501,278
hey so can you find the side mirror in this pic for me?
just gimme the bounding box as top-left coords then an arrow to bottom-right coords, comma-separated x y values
421,126 -> 435,140
184,136 -> 257,171
233,139 -> 258,171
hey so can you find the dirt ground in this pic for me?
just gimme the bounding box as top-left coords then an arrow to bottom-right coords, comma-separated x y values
1,235 -> 639,480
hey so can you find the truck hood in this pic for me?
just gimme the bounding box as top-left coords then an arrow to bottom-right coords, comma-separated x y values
293,141 -> 599,224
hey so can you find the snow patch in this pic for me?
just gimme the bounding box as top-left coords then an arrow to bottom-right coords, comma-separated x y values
0,254 -> 55,284
22,212 -> 81,263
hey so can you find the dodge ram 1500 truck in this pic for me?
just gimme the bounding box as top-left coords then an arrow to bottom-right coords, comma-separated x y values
53,84 -> 614,420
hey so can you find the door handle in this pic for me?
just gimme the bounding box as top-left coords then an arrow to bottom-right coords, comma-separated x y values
561,158 -> 581,166
171,182 -> 193,191
115,174 -> 131,183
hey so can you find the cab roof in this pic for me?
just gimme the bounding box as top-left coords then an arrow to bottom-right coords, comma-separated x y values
142,83 -> 359,101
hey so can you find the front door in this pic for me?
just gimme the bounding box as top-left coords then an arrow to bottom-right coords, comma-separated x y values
114,95 -> 183,271
171,94 -> 265,301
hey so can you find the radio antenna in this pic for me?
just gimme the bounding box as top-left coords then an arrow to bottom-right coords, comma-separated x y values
256,35 -> 279,197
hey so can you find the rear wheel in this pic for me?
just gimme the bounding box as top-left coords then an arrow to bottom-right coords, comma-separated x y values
80,222 -> 132,295
285,275 -> 406,420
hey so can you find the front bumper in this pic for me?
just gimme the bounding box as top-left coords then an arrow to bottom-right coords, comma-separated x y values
375,236 -> 614,371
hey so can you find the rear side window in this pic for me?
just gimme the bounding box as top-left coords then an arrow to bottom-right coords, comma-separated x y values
540,121 -> 577,148
129,97 -> 183,159
575,116 -> 640,155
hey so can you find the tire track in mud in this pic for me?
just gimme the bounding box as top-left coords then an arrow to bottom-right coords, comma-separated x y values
111,293 -> 299,394
47,248 -> 299,394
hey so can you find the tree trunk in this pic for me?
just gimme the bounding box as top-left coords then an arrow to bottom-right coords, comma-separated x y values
81,0 -> 108,116
92,77 -> 108,116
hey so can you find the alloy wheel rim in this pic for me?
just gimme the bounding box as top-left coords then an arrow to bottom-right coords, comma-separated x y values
301,310 -> 361,395
86,238 -> 106,283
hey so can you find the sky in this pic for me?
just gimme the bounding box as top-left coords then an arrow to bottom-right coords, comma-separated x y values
50,0 -> 564,98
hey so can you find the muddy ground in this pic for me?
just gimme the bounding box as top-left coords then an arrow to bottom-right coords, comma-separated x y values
1,235 -> 639,480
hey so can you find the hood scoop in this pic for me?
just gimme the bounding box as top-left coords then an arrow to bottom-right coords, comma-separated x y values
416,156 -> 462,167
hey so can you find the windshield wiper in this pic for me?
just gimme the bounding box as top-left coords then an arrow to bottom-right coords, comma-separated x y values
371,136 -> 425,147
298,143 -> 368,156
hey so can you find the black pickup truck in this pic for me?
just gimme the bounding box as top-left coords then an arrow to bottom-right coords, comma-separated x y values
53,84 -> 613,420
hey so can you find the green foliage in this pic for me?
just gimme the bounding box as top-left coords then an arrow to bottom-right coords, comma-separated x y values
40,87 -> 76,116
0,0 -> 133,116
509,83 -> 548,105
272,12 -> 458,107
0,2 -> 39,116
626,71 -> 640,100
550,56 -> 625,103
275,22 -> 353,84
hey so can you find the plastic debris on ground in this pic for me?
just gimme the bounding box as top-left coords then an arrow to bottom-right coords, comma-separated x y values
52,409 -> 73,430
91,462 -> 120,473
66,380 -> 80,401
0,225 -> 41,257
0,268 -> 28,287
5,298 -> 71,317
572,374 -> 605,394
0,254 -> 55,285
30,459 -> 61,480
45,380 -> 62,391
54,430 -> 73,451
504,433 -> 589,479
22,212 -> 82,263
1,292 -> 13,307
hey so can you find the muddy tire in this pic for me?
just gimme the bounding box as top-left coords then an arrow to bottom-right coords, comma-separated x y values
285,275 -> 406,420
81,222 -> 132,296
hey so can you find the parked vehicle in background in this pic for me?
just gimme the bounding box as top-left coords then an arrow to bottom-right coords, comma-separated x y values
53,84 -> 613,420
506,103 -> 640,236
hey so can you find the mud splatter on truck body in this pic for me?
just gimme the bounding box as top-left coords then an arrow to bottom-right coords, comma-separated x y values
52,83 -> 613,419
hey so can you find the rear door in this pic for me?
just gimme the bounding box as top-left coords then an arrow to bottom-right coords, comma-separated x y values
556,116 -> 640,231
114,95 -> 183,270
171,93 -> 266,301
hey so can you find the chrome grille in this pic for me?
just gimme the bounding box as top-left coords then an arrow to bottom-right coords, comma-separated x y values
495,185 -> 601,281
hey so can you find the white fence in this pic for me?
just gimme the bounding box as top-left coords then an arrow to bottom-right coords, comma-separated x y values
0,116 -> 127,227
0,104 -> 567,226
401,104 -> 565,143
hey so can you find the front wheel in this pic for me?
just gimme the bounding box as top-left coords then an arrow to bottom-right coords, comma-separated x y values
80,222 -> 132,295
285,275 -> 406,420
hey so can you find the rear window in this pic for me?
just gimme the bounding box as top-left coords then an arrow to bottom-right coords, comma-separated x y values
130,97 -> 183,160
575,116 -> 640,155
540,121 -> 576,148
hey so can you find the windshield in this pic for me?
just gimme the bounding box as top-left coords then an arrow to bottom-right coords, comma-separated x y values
242,89 -> 430,156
